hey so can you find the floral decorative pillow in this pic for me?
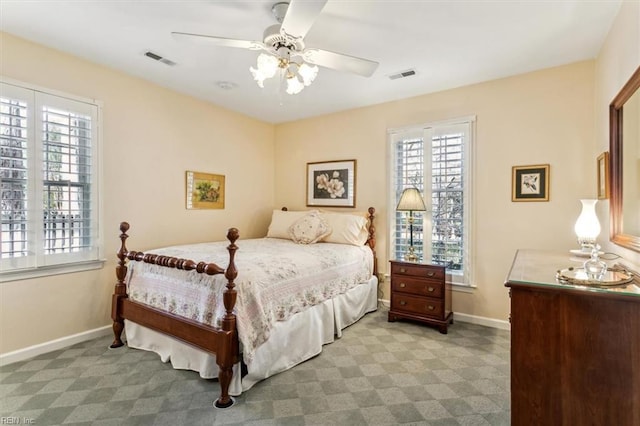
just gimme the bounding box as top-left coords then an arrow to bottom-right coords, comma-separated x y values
288,211 -> 332,244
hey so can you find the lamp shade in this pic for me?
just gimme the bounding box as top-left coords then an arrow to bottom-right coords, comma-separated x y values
298,63 -> 318,86
397,188 -> 426,211
574,199 -> 601,243
286,76 -> 304,95
249,53 -> 279,88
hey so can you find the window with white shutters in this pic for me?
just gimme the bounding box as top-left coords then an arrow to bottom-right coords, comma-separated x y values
1,81 -> 102,280
389,118 -> 474,286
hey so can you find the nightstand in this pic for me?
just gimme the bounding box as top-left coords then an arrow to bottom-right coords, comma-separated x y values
388,260 -> 453,334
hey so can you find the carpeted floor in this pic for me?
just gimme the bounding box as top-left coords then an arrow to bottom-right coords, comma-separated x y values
0,308 -> 511,425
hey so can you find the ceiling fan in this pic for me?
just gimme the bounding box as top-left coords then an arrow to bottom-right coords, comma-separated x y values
172,1 -> 379,94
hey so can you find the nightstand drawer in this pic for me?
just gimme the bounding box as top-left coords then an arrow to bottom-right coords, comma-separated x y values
391,276 -> 444,298
391,294 -> 444,318
391,263 -> 445,280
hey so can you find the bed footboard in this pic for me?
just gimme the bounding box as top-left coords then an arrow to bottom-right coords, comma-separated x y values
110,222 -> 239,408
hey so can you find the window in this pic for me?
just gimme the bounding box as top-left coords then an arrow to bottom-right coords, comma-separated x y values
389,117 -> 474,286
1,81 -> 102,280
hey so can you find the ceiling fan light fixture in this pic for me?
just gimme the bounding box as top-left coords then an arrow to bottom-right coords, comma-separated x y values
250,50 -> 318,94
174,0 -> 379,99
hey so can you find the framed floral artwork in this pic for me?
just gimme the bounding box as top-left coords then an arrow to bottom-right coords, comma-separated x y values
597,151 -> 609,200
186,171 -> 225,209
306,159 -> 356,207
512,164 -> 550,202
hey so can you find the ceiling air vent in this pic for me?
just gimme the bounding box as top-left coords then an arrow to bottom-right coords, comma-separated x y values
388,69 -> 417,80
144,51 -> 176,66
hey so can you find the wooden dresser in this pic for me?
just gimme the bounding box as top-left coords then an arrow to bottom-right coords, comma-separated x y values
388,260 -> 453,334
505,250 -> 640,426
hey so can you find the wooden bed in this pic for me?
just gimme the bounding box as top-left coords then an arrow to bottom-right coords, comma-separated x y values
110,207 -> 377,408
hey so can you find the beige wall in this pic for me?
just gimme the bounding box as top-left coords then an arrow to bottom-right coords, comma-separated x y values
595,0 -> 640,267
275,61 -> 596,322
0,33 -> 276,354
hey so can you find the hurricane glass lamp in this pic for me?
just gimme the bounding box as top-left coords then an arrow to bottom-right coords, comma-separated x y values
396,187 -> 427,262
574,199 -> 601,255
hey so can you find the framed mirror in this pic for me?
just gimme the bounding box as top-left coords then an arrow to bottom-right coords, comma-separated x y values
609,65 -> 640,252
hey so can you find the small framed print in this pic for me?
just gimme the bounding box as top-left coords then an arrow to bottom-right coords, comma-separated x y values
306,159 -> 356,207
597,152 -> 609,200
186,171 -> 225,209
512,164 -> 550,202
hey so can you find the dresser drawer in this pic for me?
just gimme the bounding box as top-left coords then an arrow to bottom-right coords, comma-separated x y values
391,276 -> 444,298
391,263 -> 445,280
391,293 -> 444,319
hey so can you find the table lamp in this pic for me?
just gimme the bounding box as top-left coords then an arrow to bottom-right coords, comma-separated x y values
573,199 -> 601,256
396,187 -> 426,262
573,199 -> 607,280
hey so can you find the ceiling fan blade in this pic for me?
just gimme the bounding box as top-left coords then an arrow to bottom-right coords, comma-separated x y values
171,32 -> 265,51
280,0 -> 328,39
301,48 -> 379,77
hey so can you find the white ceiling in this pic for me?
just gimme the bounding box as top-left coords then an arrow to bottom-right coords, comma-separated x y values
0,0 -> 621,124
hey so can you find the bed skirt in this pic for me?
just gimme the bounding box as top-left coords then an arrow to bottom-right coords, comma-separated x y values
124,275 -> 378,396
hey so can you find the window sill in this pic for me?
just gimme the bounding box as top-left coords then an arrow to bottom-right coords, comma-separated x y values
0,260 -> 106,283
450,282 -> 477,293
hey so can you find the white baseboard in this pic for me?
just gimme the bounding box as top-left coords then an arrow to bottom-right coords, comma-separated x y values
0,325 -> 112,366
378,298 -> 510,330
452,312 -> 511,330
378,299 -> 390,309
2,303 -> 510,366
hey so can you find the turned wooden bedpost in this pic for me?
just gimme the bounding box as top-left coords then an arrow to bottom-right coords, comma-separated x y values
367,207 -> 378,277
215,227 -> 239,409
110,222 -> 130,348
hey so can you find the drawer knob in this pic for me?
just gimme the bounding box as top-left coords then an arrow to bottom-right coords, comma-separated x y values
427,305 -> 434,311
400,300 -> 407,306
427,287 -> 434,292
427,272 -> 435,277
400,283 -> 406,288
400,268 -> 406,273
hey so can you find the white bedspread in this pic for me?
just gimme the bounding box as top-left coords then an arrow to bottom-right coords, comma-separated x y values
127,237 -> 374,363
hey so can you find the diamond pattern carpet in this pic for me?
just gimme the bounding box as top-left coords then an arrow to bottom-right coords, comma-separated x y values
1,309 -> 511,425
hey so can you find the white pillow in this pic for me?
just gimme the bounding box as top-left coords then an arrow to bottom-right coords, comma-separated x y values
320,211 -> 369,246
266,210 -> 309,239
288,211 -> 332,244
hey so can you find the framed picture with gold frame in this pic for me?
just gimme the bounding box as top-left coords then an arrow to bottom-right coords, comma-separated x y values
186,171 -> 225,209
597,151 -> 609,200
511,164 -> 550,202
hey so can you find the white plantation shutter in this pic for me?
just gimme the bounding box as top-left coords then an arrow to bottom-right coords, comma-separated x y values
1,84 -> 34,270
1,81 -> 102,277
391,130 -> 425,261
389,118 -> 474,286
